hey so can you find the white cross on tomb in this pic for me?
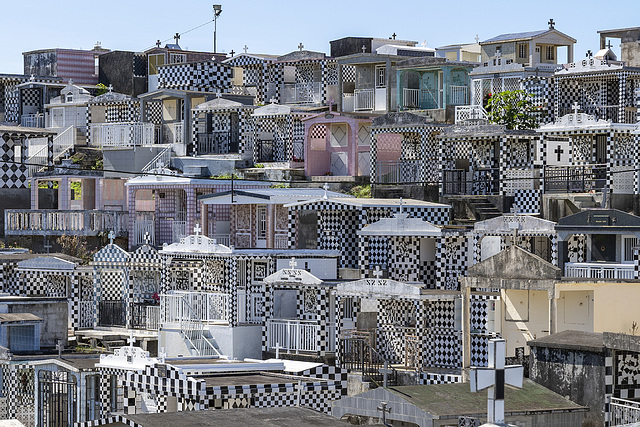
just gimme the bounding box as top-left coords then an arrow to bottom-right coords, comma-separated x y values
572,102 -> 580,116
470,338 -> 523,425
108,230 -> 115,245
159,347 -> 167,364
127,333 -> 136,348
373,265 -> 383,280
108,84 -> 113,92
289,257 -> 298,269
194,223 -> 202,235
243,45 -> 249,53
323,182 -> 329,199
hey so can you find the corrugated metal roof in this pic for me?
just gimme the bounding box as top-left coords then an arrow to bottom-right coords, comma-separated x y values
482,30 -> 548,43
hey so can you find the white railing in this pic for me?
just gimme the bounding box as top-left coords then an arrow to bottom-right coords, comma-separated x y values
237,291 -> 262,324
455,105 -> 488,124
449,85 -> 469,105
25,141 -> 48,176
5,210 -> 128,236
142,144 -> 173,174
281,82 -> 322,104
132,219 -> 155,247
161,291 -> 230,324
275,234 -> 289,249
52,126 -> 76,163
565,262 -> 635,280
210,234 -> 230,246
403,88 -> 420,108
503,169 -> 535,196
178,298 -> 221,357
376,160 -> 421,184
162,122 -> 183,145
21,114 -> 44,128
90,122 -> 155,148
266,319 -> 319,353
172,221 -> 188,243
610,397 -> 640,426
354,89 -> 374,111
25,126 -> 77,176
342,93 -> 355,112
145,305 -> 160,331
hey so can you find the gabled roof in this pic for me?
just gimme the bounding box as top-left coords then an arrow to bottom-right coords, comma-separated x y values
252,103 -> 291,117
194,97 -> 249,111
285,197 -> 449,210
160,234 -> 232,255
16,256 -> 78,271
473,214 -> 556,235
93,243 -> 130,263
90,91 -> 135,103
359,213 -> 442,237
556,209 -> 640,231
199,189 -> 350,205
482,29 -> 576,44
467,245 -> 560,283
263,267 -> 323,286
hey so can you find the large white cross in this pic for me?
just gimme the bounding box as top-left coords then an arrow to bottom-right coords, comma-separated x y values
373,265 -> 383,279
323,182 -> 329,199
572,102 -> 581,116
470,338 -> 523,425
127,333 -> 136,348
159,347 -> 167,364
193,223 -> 202,236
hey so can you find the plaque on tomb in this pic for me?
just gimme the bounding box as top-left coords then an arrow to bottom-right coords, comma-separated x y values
593,215 -> 610,225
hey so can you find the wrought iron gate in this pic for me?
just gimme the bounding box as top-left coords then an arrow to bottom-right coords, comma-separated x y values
38,370 -> 77,427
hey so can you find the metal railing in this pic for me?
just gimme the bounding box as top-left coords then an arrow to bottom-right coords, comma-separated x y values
442,168 -> 500,195
211,234 -> 230,246
403,88 -> 420,108
543,164 -> 607,193
354,89 -> 374,111
178,297 -> 221,357
455,105 -> 488,123
256,138 -> 274,162
197,131 -> 238,154
237,291 -> 262,324
172,221 -> 188,243
376,160 -> 421,184
5,210 -> 128,236
403,88 -> 440,109
293,139 -> 304,161
610,397 -> 640,426
132,218 -> 154,247
266,319 -> 321,353
161,291 -> 230,324
339,337 -> 397,386
25,126 -> 77,176
342,93 -> 355,112
21,114 -> 45,128
90,122 -> 155,148
129,303 -> 161,330
565,262 -> 635,280
98,301 -> 126,327
281,82 -> 322,104
142,144 -> 172,174
449,85 -> 469,105
162,122 -> 183,145
275,234 -> 289,249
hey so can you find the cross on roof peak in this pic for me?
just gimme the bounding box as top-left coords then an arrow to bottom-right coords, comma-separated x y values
298,42 -> 304,52
127,333 -> 136,348
108,230 -> 115,244
391,33 -> 397,40
572,102 -> 581,115
475,34 -> 480,44
322,182 -> 329,199
548,18 -> 555,30
174,33 -> 181,44
216,92 -> 222,98
194,223 -> 202,236
270,97 -> 277,104
159,347 -> 167,364
421,40 -> 427,48
373,265 -> 383,280
156,39 -> 161,48
230,49 -> 235,57
606,40 -> 613,49
29,74 -> 35,82
470,338 -> 524,424
243,45 -> 249,53
586,50 -> 593,59
108,84 -> 113,93
288,257 -> 298,269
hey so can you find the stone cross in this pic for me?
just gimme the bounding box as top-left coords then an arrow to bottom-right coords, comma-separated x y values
470,338 -> 524,425
156,39 -> 161,48
289,257 -> 298,269
475,34 -> 480,44
554,145 -> 564,162
572,102 -> 581,115
298,42 -> 304,52
43,236 -> 52,254
361,45 -> 366,53
378,360 -> 393,388
174,33 -> 181,44
56,340 -> 63,358
243,45 -> 249,53
391,33 -> 397,40
377,401 -> 391,425
229,49 -> 235,57
606,40 -> 613,49
548,18 -> 555,30
108,230 -> 115,245
323,182 -> 329,199
194,223 -> 202,236
270,97 -> 277,104
108,84 -> 113,93
159,347 -> 167,364
373,265 -> 383,280
143,231 -> 151,245
127,333 -> 136,348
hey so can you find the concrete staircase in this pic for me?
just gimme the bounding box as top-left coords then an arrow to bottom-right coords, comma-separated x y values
466,196 -> 502,220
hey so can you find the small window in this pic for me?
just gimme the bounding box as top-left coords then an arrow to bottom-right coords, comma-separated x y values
148,53 -> 165,76
518,43 -> 528,59
624,237 -> 638,262
66,93 -> 73,103
375,66 -> 386,88
169,53 -> 187,64
495,46 -> 502,57
546,46 -> 554,61
257,206 -> 267,239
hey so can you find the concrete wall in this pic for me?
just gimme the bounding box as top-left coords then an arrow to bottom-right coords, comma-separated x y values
503,289 -> 550,356
530,346 -> 605,427
0,188 -> 30,238
159,325 -> 262,360
6,300 -> 68,347
99,51 -> 147,97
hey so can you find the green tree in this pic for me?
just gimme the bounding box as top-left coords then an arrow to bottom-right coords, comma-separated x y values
486,90 -> 538,130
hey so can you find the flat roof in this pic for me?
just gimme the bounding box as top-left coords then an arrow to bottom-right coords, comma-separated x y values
0,125 -> 57,137
0,313 -> 42,323
122,407 -> 348,426
286,197 -> 450,209
528,330 -> 605,353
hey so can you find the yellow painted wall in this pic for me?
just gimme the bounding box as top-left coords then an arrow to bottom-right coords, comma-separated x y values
556,282 -> 640,334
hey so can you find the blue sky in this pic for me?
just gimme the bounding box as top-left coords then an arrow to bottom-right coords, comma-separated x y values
1,0 -> 639,75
